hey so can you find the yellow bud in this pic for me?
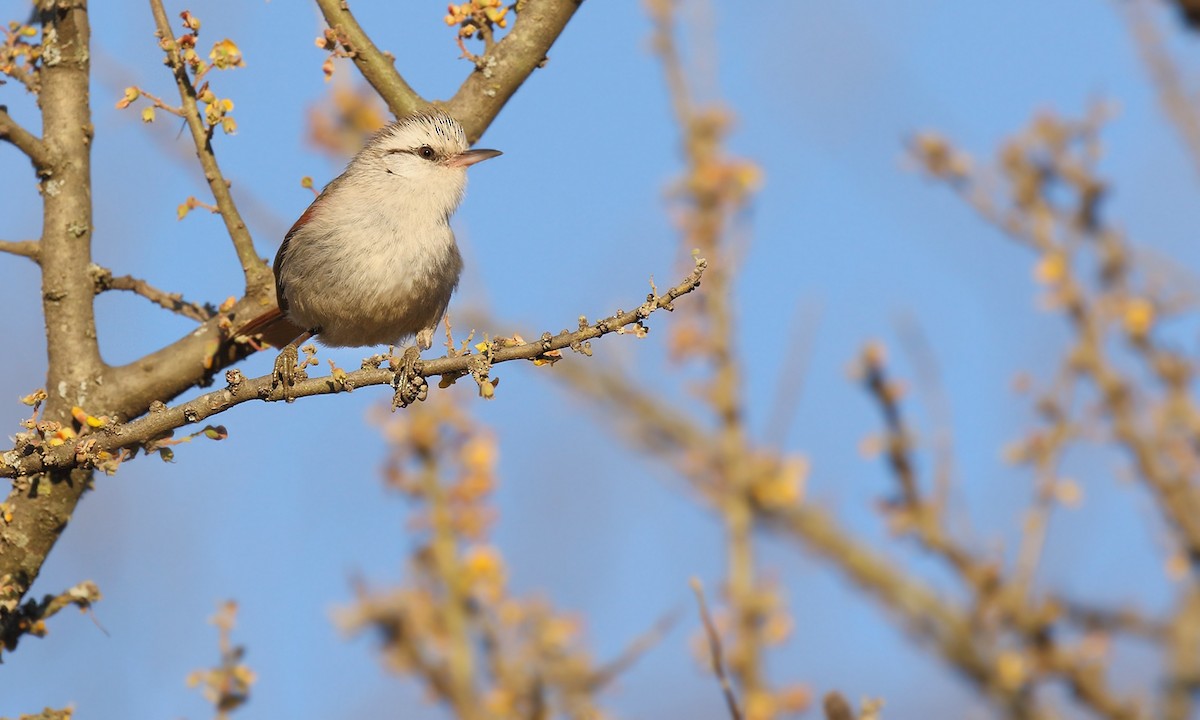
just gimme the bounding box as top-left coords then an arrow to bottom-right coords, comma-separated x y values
1034,253 -> 1067,285
1123,297 -> 1154,338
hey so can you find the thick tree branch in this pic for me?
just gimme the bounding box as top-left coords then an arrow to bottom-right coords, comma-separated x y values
0,106 -> 51,174
444,0 -> 583,144
90,264 -> 215,322
147,0 -> 269,292
0,259 -> 706,479
0,239 -> 41,263
313,0 -> 426,118
0,0 -> 99,651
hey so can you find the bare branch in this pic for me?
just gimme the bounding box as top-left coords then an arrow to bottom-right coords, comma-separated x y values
0,0 -> 99,648
313,0 -> 426,118
0,239 -> 41,263
0,106 -> 51,173
146,0 -> 270,292
1128,0 -> 1200,177
90,264 -> 215,322
444,0 -> 583,144
0,259 -> 706,479
585,609 -> 681,691
690,578 -> 744,720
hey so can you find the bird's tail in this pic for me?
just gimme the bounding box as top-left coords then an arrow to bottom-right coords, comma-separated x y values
235,307 -> 306,349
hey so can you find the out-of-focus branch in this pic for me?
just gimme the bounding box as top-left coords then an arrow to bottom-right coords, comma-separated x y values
0,239 -> 40,263
1128,0 -> 1200,177
558,356 -> 1156,719
313,0 -> 425,119
822,692 -> 855,720
417,438 -> 481,719
691,578 -> 744,720
913,118 -> 1200,569
858,346 -> 1142,720
90,264 -> 216,322
0,259 -> 704,479
186,601 -> 254,719
146,0 -> 269,292
647,0 -> 773,707
0,106 -> 50,173
1170,0 -> 1200,31
13,709 -> 74,720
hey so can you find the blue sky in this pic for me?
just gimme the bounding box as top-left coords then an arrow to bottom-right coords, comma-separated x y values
2,1 -> 1198,717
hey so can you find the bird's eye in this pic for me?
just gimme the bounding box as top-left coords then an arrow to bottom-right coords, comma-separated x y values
417,145 -> 436,160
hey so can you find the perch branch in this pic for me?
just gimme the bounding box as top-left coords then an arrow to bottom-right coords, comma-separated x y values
0,259 -> 706,479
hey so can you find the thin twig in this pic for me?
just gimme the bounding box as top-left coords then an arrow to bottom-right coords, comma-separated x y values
0,259 -> 706,478
0,580 -> 101,655
690,578 -> 744,720
0,106 -> 51,173
146,0 -> 269,291
313,0 -> 425,119
586,608 -> 681,691
0,239 -> 41,263
90,264 -> 214,322
1128,0 -> 1200,177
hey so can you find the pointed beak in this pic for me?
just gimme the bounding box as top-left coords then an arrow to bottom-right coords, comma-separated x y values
447,148 -> 502,168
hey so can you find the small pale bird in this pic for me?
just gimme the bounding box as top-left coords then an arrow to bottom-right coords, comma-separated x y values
240,111 -> 501,400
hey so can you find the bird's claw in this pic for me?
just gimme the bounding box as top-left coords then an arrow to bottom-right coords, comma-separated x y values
272,345 -> 304,402
391,346 -> 428,410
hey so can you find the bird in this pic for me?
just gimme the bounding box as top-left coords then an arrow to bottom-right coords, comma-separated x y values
238,111 -> 501,402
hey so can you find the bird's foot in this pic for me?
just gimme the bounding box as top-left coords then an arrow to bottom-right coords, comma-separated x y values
272,344 -> 306,402
391,345 -> 428,410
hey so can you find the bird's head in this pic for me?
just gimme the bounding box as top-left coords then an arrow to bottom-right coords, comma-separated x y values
351,111 -> 502,219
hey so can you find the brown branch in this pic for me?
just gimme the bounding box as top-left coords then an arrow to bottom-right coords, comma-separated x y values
444,0 -> 583,144
585,608 -> 680,691
1128,0 -> 1200,177
1,0 -> 103,643
0,106 -> 51,173
1165,583 -> 1200,720
0,259 -> 705,479
0,239 -> 41,263
417,435 -> 480,720
822,692 -> 855,720
146,0 -> 269,292
313,0 -> 425,119
691,578 -> 744,720
90,264 -> 215,322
